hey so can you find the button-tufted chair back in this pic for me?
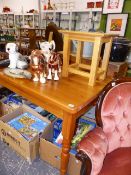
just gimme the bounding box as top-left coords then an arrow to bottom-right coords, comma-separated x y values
97,80 -> 131,153
76,78 -> 131,175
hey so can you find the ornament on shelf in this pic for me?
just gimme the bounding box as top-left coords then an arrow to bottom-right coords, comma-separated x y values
87,2 -> 95,8
68,1 -> 75,10
3,6 -> 11,12
52,4 -> 57,10
47,0 -> 53,10
41,0 -> 47,10
27,9 -> 38,13
96,1 -> 103,8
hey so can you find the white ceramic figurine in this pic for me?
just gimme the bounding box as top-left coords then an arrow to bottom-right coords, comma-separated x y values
39,40 -> 61,80
6,43 -> 28,69
29,49 -> 46,84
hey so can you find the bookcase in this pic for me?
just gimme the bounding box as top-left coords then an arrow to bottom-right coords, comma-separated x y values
0,12 -> 40,36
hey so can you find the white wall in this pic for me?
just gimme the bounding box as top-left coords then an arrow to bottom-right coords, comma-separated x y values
41,0 -> 89,11
0,0 -> 3,12
0,0 -> 93,13
0,0 -> 39,12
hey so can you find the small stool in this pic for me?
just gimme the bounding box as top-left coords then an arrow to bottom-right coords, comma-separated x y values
60,31 -> 115,86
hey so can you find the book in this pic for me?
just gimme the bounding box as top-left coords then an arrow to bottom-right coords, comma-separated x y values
54,119 -> 96,149
3,93 -> 26,106
71,123 -> 93,148
82,106 -> 96,120
8,112 -> 49,141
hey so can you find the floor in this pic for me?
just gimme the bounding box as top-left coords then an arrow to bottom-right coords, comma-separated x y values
0,140 -> 59,175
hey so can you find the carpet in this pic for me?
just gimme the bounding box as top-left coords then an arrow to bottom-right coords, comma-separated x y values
0,140 -> 59,175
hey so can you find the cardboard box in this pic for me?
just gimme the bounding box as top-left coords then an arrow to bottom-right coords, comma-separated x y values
0,102 -> 15,116
0,101 -> 14,117
0,105 -> 50,163
107,61 -> 128,77
0,97 -> 18,117
0,102 -> 6,117
40,138 -> 81,175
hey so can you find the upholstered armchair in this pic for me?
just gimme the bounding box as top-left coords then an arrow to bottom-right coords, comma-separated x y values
76,77 -> 131,175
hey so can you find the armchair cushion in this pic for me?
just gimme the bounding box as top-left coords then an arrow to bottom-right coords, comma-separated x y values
76,78 -> 131,175
101,82 -> 131,153
99,147 -> 131,175
78,127 -> 108,175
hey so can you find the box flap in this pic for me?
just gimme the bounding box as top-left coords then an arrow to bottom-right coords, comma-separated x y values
0,106 -> 22,122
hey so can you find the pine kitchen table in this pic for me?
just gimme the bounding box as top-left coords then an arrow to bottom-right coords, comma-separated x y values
0,68 -> 111,175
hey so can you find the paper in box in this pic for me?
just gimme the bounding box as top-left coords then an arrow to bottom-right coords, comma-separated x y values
0,105 -> 50,163
3,93 -> 26,105
82,106 -> 96,120
53,118 -> 62,142
8,112 -> 49,141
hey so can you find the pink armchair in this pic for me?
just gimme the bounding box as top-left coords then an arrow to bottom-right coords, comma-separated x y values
76,77 -> 131,175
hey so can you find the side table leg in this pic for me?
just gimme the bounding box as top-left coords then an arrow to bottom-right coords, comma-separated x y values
89,37 -> 102,86
62,34 -> 71,77
100,37 -> 113,80
60,112 -> 76,175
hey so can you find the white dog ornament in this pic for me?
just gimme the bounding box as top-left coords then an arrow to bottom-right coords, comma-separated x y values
6,43 -> 28,69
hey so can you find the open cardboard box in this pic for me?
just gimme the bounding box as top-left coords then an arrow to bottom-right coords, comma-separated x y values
0,100 -> 15,117
0,105 -> 51,163
0,96 -> 19,117
0,100 -> 16,117
40,135 -> 81,175
0,102 -> 6,117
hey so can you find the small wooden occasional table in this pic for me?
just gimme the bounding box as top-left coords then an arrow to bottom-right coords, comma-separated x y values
60,30 -> 115,86
0,68 -> 111,175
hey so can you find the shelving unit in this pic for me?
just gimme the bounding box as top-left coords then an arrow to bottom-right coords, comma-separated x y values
0,12 -> 15,35
40,6 -> 103,58
40,7 -> 102,31
0,12 -> 40,36
0,1 -> 103,32
41,10 -> 55,29
39,0 -> 103,30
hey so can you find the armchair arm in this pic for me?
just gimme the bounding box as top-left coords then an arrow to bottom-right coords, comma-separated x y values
76,127 -> 108,175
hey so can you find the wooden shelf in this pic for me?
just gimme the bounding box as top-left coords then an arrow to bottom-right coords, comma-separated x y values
41,8 -> 102,13
0,12 -> 14,15
72,8 -> 102,12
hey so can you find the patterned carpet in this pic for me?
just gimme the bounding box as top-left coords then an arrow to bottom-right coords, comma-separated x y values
0,140 -> 59,175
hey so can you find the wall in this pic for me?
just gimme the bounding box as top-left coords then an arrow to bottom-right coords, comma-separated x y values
0,0 -> 102,13
0,0 -> 89,12
0,0 -> 39,12
41,0 -> 89,11
0,0 -> 98,12
100,0 -> 131,39
0,0 -> 3,12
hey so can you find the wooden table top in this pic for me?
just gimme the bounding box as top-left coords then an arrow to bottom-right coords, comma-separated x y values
59,30 -> 117,37
0,68 -> 112,118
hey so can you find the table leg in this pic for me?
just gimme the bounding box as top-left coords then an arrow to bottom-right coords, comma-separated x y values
60,112 -> 76,175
